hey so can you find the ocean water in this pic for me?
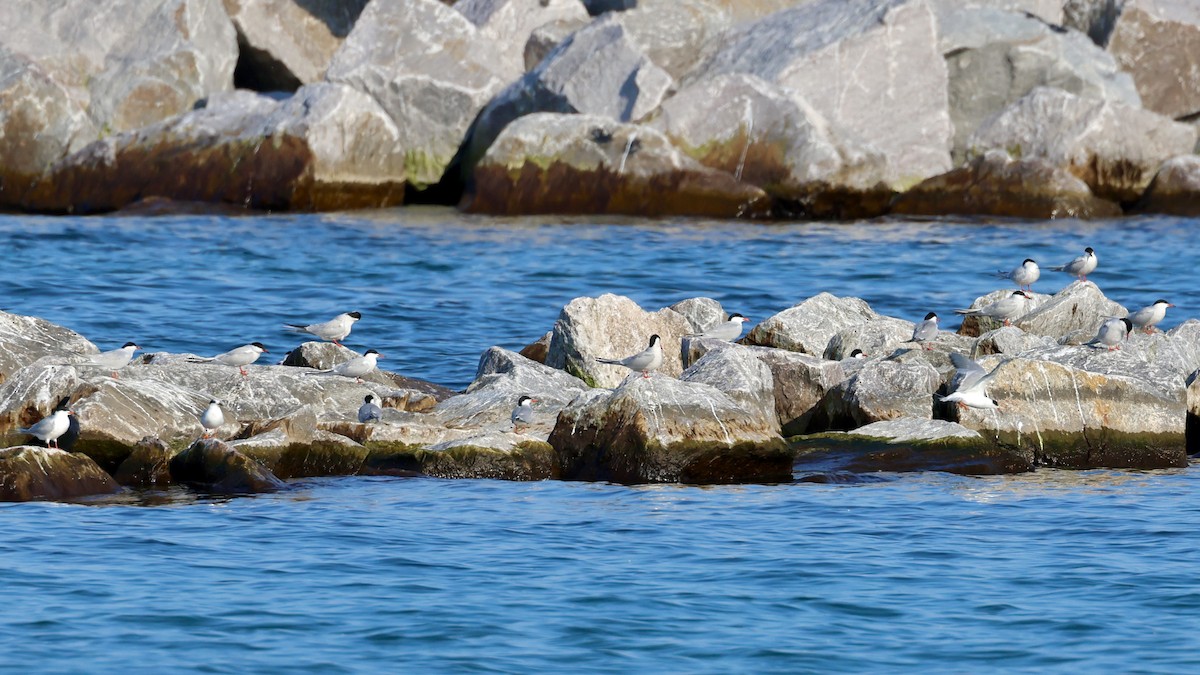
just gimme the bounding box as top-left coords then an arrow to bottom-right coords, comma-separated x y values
2,209 -> 1200,672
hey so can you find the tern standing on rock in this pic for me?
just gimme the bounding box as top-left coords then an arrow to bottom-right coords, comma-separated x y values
1087,317 -> 1132,351
1128,300 -> 1175,334
996,258 -> 1040,291
19,407 -> 74,449
200,399 -> 225,438
511,395 -> 537,432
358,394 -> 384,423
911,312 -> 939,350
77,342 -> 141,378
307,349 -> 382,383
954,290 -> 1032,327
686,314 -> 750,341
285,312 -> 361,346
597,335 -> 663,378
1050,247 -> 1097,281
187,342 -> 269,376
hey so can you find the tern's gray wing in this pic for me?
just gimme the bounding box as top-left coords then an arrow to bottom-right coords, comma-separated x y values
949,353 -> 987,392
511,406 -> 534,425
913,319 -> 937,342
19,415 -> 56,437
691,321 -> 740,341
358,402 -> 383,423
1127,306 -> 1153,327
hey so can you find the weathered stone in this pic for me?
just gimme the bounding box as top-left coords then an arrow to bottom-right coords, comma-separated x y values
519,332 -> 553,364
938,6 -> 1139,162
0,446 -> 120,502
279,341 -> 450,400
435,347 -> 587,432
823,317 -> 919,361
669,298 -> 727,334
549,375 -> 791,483
650,74 -> 891,218
745,293 -> 883,356
1014,280 -> 1128,339
169,438 -> 285,492
974,326 -> 1059,356
524,17 -> 591,72
232,424 -> 366,479
222,0 -> 368,90
456,0 -> 590,79
462,14 -> 674,175
956,288 -> 1049,337
967,86 -> 1198,203
1138,155 -> 1200,216
680,346 -> 778,431
751,347 -> 849,436
467,113 -> 769,218
419,433 -> 556,480
896,149 -> 1123,219
1108,0 -> 1200,119
112,437 -> 174,487
1064,0 -> 1126,46
546,293 -> 692,388
694,0 -> 952,189
819,358 -> 942,428
614,0 -> 729,81
0,311 -> 97,384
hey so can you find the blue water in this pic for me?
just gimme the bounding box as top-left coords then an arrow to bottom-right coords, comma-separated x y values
2,209 -> 1200,672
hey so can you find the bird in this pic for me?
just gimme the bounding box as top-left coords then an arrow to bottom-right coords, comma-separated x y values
939,353 -> 1005,410
596,335 -> 663,378
954,290 -> 1032,327
848,349 -> 867,359
26,396 -> 80,451
200,399 -> 225,438
358,394 -> 384,423
911,312 -> 939,350
511,395 -> 537,432
1050,247 -> 1097,281
686,314 -> 750,341
19,406 -> 74,449
1127,300 -> 1175,334
306,349 -> 383,383
996,258 -> 1040,291
284,312 -> 361,346
187,342 -> 269,376
1087,317 -> 1132,351
77,342 -> 141,378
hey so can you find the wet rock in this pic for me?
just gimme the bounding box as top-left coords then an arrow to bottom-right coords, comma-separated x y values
546,293 -> 692,388
681,346 -> 778,432
1014,281 -> 1128,339
456,0 -> 590,78
1108,0 -> 1200,119
435,347 -> 588,433
549,375 -> 792,483
967,86 -> 1198,203
694,0 -> 952,189
223,0 -> 368,89
519,332 -> 553,365
745,293 -> 884,356
419,433 -> 556,480
819,358 -> 942,429
893,150 -> 1122,219
650,73 -> 891,219
1138,155 -> 1200,216
0,446 -> 121,502
466,113 -> 769,218
232,424 -> 366,479
112,437 -> 174,487
169,438 -> 285,493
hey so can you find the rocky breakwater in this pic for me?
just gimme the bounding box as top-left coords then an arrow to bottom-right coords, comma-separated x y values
0,0 -> 1198,217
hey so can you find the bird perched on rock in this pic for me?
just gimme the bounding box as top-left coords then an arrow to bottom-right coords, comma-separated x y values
306,349 -> 382,383
597,335 -> 663,378
19,405 -> 75,449
26,396 -> 80,451
996,258 -> 1040,291
200,400 -> 225,438
358,394 -> 384,423
285,312 -> 361,346
77,342 -> 141,378
686,314 -> 750,341
848,349 -> 867,359
187,342 -> 269,376
511,395 -> 537,432
1087,317 -> 1132,351
940,353 -> 1006,410
1128,300 -> 1175,334
911,312 -> 939,350
1050,247 -> 1097,281
955,290 -> 1031,327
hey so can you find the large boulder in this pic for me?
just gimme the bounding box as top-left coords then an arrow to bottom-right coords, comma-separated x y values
547,294 -> 692,388
169,438 -> 286,493
751,347 -> 850,436
967,86 -> 1198,203
0,310 -> 97,383
112,437 -> 174,487
24,84 -> 408,213
434,347 -> 588,433
613,0 -> 730,80
693,0 -> 952,189
818,357 -> 942,428
0,446 -> 120,502
744,293 -> 885,356
1014,281 -> 1128,339
222,0 -> 369,90
650,74 -> 891,219
680,346 -> 779,431
1138,154 -> 1200,216
1063,0 -> 1126,46
325,0 -> 511,189
955,288 -> 1050,337
466,113 -> 769,217
415,433 -> 556,480
548,375 -> 792,483
1107,0 -> 1200,120
455,0 -> 590,79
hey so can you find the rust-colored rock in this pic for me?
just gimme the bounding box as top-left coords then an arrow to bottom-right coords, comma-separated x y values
0,446 -> 120,502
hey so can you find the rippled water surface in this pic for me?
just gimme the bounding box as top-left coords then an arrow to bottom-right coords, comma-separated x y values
2,209 -> 1200,671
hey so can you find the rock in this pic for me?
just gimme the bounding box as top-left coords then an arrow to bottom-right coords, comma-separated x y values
25,84 -> 409,213
955,288 -> 1050,337
967,86 -> 1198,203
669,298 -> 727,334
169,438 -> 285,493
279,341 -> 451,400
751,347 -> 849,436
519,332 -> 553,364
466,113 -> 769,218
694,0 -> 952,189
1108,0 -> 1200,119
893,149 -> 1123,219
549,375 -> 791,483
222,0 -> 369,90
325,0 -> 511,189
112,437 -> 174,487
1014,281 -> 1128,339
819,357 -> 942,428
546,293 -> 692,388
650,74 -> 891,218
1138,155 -> 1200,216
614,0 -> 729,80
461,14 -> 674,176
974,326 -> 1059,355
232,423 -> 366,479
937,6 -> 1139,162
1063,0 -> 1125,46
0,446 -> 120,502
435,347 -> 588,432
744,293 -> 883,356
0,310 -> 97,383
823,316 -> 920,361
524,17 -> 591,71
419,433 -> 556,479
456,0 -> 590,79
680,346 -> 779,431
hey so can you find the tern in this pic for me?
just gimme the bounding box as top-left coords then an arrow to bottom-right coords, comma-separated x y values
940,353 -> 1006,410
686,314 -> 750,341
1087,317 -> 1132,351
1127,300 -> 1175,334
955,290 -> 1031,327
358,394 -> 384,423
511,395 -> 537,431
307,349 -> 382,383
596,335 -> 663,378
77,342 -> 141,378
187,342 -> 269,376
911,312 -> 939,350
200,399 -> 225,438
18,407 -> 74,449
1050,247 -> 1097,281
285,312 -> 361,346
996,258 -> 1040,291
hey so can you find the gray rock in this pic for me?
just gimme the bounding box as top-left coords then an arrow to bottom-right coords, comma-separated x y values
669,297 -> 727,334
955,288 -> 1051,337
820,357 -> 942,428
546,292 -> 692,388
112,437 -> 174,487
169,438 -> 286,493
435,347 -> 588,433
1014,281 -> 1128,339
0,310 -> 97,383
967,86 -> 1198,203
456,0 -> 590,79
974,326 -> 1059,356
745,293 -> 883,356
419,432 -> 556,480
1108,0 -> 1200,119
1139,155 -> 1200,216
0,48 -> 96,186
694,0 -> 952,189
751,347 -> 849,436
851,418 -> 982,442
824,316 -> 919,361
615,0 -> 729,80
231,422 -> 366,479
0,446 -> 120,502
1063,0 -> 1126,46
222,0 -> 369,88
524,17 -> 591,71
548,374 -> 791,483
681,346 -> 779,431
466,113 -> 769,218
650,73 -> 891,218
